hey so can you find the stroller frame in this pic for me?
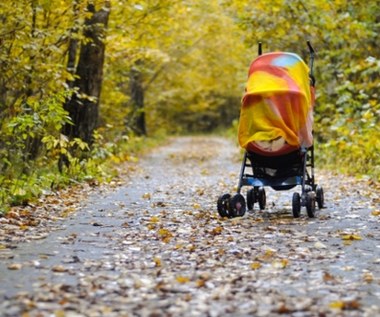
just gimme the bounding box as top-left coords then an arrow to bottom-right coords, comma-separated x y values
217,41 -> 324,219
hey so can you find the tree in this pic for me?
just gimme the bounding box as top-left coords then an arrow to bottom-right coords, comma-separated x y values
63,1 -> 111,144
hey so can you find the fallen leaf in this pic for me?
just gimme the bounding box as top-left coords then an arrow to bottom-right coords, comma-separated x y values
329,299 -> 361,310
150,216 -> 160,223
363,272 -> 374,283
276,304 -> 291,314
329,300 -> 345,310
153,257 -> 162,267
210,226 -> 223,235
142,193 -> 151,199
157,228 -> 173,243
323,272 -> 337,283
19,224 -> 29,230
371,210 -> 380,216
52,265 -> 68,273
314,241 -> 327,249
196,279 -> 206,288
8,263 -> 22,270
341,234 -> 362,241
176,276 -> 190,284
272,259 -> 289,269
250,262 -> 262,270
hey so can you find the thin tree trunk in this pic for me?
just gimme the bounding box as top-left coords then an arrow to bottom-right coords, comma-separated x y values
129,63 -> 146,136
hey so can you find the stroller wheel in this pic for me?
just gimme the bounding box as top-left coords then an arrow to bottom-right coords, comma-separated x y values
306,191 -> 316,218
229,194 -> 246,217
217,193 -> 231,218
258,187 -> 266,210
246,188 -> 255,210
292,192 -> 301,218
316,186 -> 324,209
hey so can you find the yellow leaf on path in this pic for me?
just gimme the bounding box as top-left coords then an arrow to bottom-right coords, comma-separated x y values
371,210 -> 380,216
150,216 -> 159,223
201,169 -> 209,176
329,300 -> 361,310
250,262 -> 262,270
210,226 -> 223,235
193,203 -> 201,209
147,223 -> 156,230
341,234 -> 362,241
176,276 -> 190,283
272,259 -> 289,269
329,300 -> 345,310
153,257 -> 162,267
142,193 -> 151,200
54,311 -> 66,317
157,228 -> 173,243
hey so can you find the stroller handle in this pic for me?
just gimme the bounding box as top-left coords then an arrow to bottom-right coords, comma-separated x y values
307,41 -> 316,86
307,41 -> 315,55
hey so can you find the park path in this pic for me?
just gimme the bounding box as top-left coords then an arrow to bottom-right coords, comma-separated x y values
1,136 -> 380,317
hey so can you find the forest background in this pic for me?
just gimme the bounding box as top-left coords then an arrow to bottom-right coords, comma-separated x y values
0,0 -> 379,212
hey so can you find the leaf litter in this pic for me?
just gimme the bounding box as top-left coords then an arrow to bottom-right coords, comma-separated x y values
0,136 -> 380,316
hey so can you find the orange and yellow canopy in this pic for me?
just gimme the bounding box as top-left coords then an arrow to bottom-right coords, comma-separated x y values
238,52 -> 314,154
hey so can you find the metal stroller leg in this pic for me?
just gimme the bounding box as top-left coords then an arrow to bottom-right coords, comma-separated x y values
301,148 -> 308,204
237,152 -> 248,194
301,148 -> 316,217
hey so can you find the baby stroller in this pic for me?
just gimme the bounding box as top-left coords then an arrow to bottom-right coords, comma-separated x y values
217,41 -> 324,219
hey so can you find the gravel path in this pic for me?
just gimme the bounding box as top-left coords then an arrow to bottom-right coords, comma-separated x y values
1,136 -> 380,317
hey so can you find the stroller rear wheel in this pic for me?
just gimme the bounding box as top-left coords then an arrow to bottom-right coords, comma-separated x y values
316,185 -> 324,209
246,188 -> 256,210
306,191 -> 316,218
229,193 -> 246,217
217,193 -> 231,218
258,187 -> 266,210
292,192 -> 301,218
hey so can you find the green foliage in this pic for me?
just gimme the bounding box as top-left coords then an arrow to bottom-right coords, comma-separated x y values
221,0 -> 380,181
318,57 -> 380,179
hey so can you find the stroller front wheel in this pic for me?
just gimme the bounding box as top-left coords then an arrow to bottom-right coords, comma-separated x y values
229,193 -> 246,217
217,193 -> 231,218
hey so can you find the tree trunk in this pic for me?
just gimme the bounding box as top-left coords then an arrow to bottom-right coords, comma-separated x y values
63,2 -> 110,144
129,64 -> 147,136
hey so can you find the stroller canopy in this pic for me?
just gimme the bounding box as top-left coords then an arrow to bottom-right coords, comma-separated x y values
238,52 -> 314,154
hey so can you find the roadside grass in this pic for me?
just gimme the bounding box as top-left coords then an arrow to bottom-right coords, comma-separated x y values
0,131 -> 167,215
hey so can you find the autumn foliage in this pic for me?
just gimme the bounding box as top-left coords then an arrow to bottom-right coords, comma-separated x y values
0,0 -> 379,211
